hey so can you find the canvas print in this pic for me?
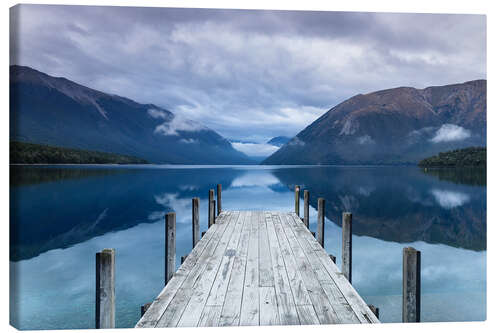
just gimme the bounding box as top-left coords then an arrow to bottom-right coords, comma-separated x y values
9,4 -> 486,330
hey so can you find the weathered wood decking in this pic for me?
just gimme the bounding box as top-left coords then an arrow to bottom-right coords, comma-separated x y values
136,210 -> 380,327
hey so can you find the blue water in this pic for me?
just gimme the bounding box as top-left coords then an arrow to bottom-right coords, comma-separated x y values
9,165 -> 486,329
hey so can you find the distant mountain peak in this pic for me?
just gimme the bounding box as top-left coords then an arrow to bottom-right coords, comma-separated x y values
263,80 -> 486,165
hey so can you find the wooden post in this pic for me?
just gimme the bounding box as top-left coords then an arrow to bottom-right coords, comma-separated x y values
317,198 -> 325,247
209,200 -> 215,227
95,248 -> 115,329
141,303 -> 152,317
165,212 -> 176,285
329,254 -> 336,264
403,247 -> 421,323
208,189 -> 214,227
192,197 -> 200,248
342,212 -> 352,283
217,184 -> 222,216
303,190 -> 309,228
294,185 -> 300,216
368,305 -> 379,319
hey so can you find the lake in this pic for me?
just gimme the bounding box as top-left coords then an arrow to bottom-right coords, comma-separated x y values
9,165 -> 486,329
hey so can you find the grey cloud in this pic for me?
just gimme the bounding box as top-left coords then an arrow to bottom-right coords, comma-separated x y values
10,5 -> 486,142
430,124 -> 471,143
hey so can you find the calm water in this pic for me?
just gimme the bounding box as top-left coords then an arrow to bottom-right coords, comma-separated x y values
9,165 -> 486,329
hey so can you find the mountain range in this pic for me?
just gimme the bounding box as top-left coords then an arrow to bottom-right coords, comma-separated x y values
10,65 -> 251,164
10,66 -> 486,165
263,80 -> 486,165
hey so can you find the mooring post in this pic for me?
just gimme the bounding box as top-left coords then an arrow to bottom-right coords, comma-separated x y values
217,184 -> 222,216
368,305 -> 380,319
403,247 -> 421,323
165,212 -> 176,285
141,303 -> 152,317
303,190 -> 310,228
192,197 -> 200,248
342,212 -> 352,283
294,185 -> 300,216
208,189 -> 215,227
317,198 -> 325,247
329,254 -> 336,264
95,248 -> 115,329
209,200 -> 216,227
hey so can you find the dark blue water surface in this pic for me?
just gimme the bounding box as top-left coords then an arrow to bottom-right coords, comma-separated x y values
9,165 -> 486,329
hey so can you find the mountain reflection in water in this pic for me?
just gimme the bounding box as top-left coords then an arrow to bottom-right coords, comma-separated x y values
9,165 -> 486,329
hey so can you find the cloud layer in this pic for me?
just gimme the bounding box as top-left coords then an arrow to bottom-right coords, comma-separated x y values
230,142 -> 280,157
430,124 -> 472,143
10,5 -> 486,143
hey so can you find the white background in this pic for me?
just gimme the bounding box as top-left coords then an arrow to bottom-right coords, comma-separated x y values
1,0 -> 498,332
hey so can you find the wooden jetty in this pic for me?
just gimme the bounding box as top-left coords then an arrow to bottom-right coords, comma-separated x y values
135,210 -> 380,327
96,184 -> 421,328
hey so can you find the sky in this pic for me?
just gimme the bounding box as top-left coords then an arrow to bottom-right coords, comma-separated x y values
10,5 -> 486,155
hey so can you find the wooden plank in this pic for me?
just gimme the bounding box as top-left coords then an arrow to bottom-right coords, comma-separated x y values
153,213 -> 233,327
316,251 -> 378,323
288,213 -> 323,251
220,211 -> 251,326
240,211 -> 260,326
321,283 -> 360,323
296,305 -> 320,325
266,212 -> 300,325
135,212 -> 229,327
258,211 -> 273,287
287,213 -> 332,283
288,212 -> 363,324
147,212 -> 234,327
198,305 -> 223,327
277,214 -> 340,325
271,214 -> 313,307
205,212 -> 245,306
138,210 -> 379,328
287,213 -> 378,323
158,213 -> 236,328
176,211 -> 243,327
259,286 -> 280,326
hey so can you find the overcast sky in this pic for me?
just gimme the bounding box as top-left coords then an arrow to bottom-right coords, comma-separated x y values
10,4 -> 486,147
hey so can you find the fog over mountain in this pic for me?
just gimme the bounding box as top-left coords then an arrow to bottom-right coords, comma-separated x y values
10,66 -> 251,164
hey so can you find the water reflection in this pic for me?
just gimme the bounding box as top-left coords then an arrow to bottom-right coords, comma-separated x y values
421,167 -> 486,186
271,166 -> 486,251
10,166 -> 244,261
9,165 -> 486,329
